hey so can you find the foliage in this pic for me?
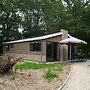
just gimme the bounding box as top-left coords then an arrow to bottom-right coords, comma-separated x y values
44,69 -> 58,82
0,0 -> 22,53
0,0 -> 90,53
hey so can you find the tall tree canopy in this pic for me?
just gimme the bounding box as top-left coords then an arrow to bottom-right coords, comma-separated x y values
0,0 -> 22,52
0,0 -> 22,41
0,0 -> 90,53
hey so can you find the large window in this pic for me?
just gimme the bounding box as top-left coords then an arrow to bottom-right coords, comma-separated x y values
30,41 -> 41,51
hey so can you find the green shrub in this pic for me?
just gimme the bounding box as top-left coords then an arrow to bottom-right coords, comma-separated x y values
44,69 -> 58,82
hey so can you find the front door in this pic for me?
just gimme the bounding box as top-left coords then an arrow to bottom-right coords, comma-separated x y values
46,41 -> 58,61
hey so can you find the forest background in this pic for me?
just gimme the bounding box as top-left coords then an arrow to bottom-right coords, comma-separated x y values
0,0 -> 90,56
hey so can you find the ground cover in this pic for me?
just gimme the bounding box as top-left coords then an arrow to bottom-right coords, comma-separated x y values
0,61 -> 70,90
15,61 -> 65,81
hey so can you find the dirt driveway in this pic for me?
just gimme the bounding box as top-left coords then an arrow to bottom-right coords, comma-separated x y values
62,60 -> 90,90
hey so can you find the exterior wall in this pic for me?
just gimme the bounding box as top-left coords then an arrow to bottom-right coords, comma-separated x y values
4,53 -> 46,62
4,42 -> 41,54
46,36 -> 62,42
3,35 -> 62,62
3,41 -> 44,62
41,40 -> 46,61
60,29 -> 68,61
3,29 -> 68,62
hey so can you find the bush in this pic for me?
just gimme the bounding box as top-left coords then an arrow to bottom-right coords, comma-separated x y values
44,69 -> 58,82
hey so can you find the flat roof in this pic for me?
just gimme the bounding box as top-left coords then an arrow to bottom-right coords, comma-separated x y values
3,32 -> 71,44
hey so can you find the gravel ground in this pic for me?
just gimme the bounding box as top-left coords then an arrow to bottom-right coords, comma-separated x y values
62,60 -> 90,90
0,65 -> 70,90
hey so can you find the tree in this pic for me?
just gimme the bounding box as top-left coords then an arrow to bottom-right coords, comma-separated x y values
16,0 -> 46,38
0,0 -> 90,53
0,0 -> 22,53
17,0 -> 67,37
62,0 -> 90,52
41,0 -> 67,34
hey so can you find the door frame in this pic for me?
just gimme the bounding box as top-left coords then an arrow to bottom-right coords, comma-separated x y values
46,41 -> 59,61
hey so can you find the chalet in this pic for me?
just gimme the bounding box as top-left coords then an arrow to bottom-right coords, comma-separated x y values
3,29 -> 87,62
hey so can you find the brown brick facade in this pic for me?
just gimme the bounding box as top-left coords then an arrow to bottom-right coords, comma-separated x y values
3,29 -> 68,62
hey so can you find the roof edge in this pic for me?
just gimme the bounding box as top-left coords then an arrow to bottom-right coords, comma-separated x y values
3,32 -> 65,44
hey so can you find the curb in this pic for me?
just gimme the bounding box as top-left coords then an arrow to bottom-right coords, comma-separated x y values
58,65 -> 71,90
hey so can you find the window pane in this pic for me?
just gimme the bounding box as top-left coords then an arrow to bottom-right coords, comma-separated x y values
35,43 -> 41,51
30,41 -> 41,51
30,43 -> 34,51
10,44 -> 14,48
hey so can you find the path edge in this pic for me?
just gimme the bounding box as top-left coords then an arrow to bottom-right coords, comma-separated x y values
58,64 -> 71,90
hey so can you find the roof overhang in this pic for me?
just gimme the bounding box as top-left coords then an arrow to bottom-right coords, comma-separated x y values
3,32 -> 64,44
60,37 -> 87,45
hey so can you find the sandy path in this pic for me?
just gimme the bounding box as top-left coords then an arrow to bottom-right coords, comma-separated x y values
62,61 -> 90,90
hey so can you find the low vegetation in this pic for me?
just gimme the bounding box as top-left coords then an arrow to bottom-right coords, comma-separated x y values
0,55 -> 67,82
15,61 -> 65,81
44,69 -> 58,82
15,61 -> 65,70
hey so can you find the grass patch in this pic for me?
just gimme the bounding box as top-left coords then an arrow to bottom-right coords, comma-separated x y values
44,69 -> 58,82
15,61 -> 65,70
15,61 -> 66,81
15,62 -> 44,70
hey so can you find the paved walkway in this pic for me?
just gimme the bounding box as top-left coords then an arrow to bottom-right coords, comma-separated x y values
62,61 -> 90,90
